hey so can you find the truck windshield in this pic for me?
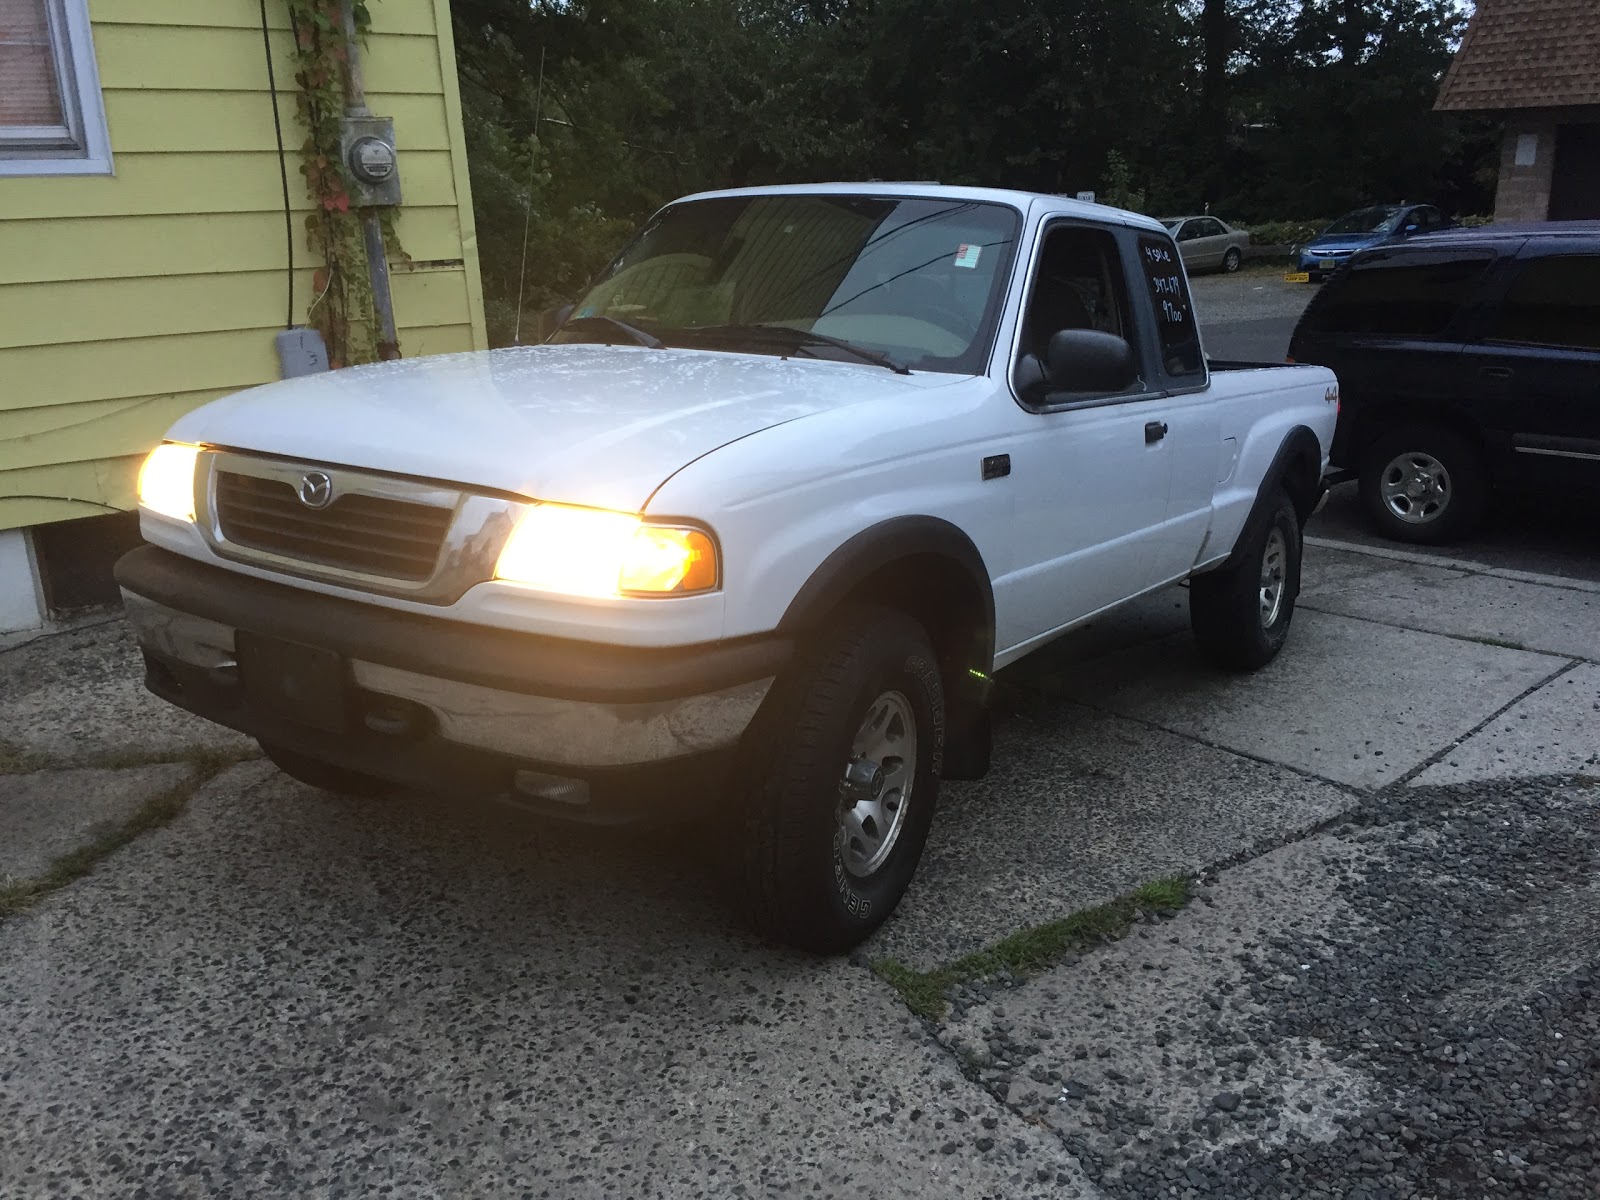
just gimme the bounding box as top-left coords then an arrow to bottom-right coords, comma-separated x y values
554,195 -> 1022,374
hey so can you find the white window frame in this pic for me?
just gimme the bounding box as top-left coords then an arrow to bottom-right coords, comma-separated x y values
0,0 -> 112,176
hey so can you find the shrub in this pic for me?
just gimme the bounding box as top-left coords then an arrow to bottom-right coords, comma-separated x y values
1244,213 -> 1495,247
1244,220 -> 1329,248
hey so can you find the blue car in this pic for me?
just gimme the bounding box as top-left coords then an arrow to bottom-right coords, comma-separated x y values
1293,204 -> 1454,281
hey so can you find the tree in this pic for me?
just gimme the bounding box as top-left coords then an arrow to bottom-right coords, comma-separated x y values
449,0 -> 1495,344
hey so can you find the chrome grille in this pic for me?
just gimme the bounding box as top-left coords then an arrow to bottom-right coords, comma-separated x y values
214,470 -> 453,582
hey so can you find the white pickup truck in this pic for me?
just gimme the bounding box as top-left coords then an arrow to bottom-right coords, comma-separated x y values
119,184 -> 1338,952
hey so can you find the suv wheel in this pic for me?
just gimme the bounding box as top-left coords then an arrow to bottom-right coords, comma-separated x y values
1359,425 -> 1487,545
1190,488 -> 1301,671
729,605 -> 943,954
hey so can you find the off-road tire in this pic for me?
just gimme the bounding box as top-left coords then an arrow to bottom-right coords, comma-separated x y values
1358,424 -> 1487,546
1190,488 -> 1301,671
259,741 -> 391,796
730,605 -> 944,954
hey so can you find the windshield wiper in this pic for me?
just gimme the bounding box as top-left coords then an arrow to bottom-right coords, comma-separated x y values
556,314 -> 664,350
684,323 -> 911,375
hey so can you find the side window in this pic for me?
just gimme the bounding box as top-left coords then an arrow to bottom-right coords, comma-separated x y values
1014,223 -> 1138,397
0,0 -> 111,176
1197,218 -> 1226,238
1419,207 -> 1444,229
1488,256 -> 1600,351
1175,220 -> 1198,242
1137,235 -> 1205,380
1305,251 -> 1495,338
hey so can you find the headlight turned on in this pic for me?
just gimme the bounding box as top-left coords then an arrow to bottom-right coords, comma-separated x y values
137,443 -> 202,523
494,503 -> 718,598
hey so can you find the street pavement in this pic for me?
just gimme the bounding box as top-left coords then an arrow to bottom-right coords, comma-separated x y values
1192,269 -> 1311,364
3,530 -> 1597,1198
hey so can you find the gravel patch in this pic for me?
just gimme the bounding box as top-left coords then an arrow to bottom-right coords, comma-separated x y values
0,620 -> 253,763
932,773 -> 1600,1199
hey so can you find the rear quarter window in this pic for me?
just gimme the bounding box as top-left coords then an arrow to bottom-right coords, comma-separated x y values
1136,235 -> 1204,381
1488,255 -> 1600,351
1300,249 -> 1497,339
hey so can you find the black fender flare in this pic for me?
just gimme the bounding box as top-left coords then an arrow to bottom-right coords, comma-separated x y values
1210,425 -> 1323,575
777,516 -> 998,780
777,515 -> 996,666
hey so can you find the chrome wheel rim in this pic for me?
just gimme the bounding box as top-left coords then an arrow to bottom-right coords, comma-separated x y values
1379,451 -> 1451,524
1260,526 -> 1288,629
837,690 -> 917,878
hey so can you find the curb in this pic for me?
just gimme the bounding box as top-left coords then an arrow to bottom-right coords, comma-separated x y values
1305,536 -> 1600,595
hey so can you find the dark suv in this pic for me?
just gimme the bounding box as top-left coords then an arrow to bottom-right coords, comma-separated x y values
1289,223 -> 1600,544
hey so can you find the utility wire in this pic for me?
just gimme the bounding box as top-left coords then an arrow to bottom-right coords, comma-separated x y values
512,45 -> 547,346
260,0 -> 295,330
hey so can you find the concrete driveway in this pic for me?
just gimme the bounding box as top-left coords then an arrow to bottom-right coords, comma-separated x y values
3,534 -> 1598,1198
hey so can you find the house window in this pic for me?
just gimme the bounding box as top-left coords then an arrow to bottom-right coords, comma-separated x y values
0,0 -> 111,175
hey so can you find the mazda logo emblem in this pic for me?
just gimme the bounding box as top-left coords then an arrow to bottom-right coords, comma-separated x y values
297,471 -> 334,509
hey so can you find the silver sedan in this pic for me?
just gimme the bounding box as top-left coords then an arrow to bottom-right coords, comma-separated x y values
1160,216 -> 1251,274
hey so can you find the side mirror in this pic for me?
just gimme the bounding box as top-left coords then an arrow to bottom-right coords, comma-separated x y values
1046,329 -> 1138,394
1403,223 -> 1419,235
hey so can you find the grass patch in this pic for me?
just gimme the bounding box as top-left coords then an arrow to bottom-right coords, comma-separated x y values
0,740 -> 50,775
0,746 -> 263,920
78,744 -> 262,772
1132,875 -> 1190,910
1235,256 -> 1295,275
872,874 -> 1191,1021
0,741 -> 262,776
1463,634 -> 1528,651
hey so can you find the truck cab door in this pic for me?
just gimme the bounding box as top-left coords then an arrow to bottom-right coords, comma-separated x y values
992,220 -> 1187,656
1462,252 -> 1600,491
1131,232 -> 1221,569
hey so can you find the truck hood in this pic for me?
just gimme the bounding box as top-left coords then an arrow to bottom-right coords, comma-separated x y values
167,344 -> 959,512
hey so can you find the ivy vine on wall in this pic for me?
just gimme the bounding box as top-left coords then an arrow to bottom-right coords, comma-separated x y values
283,0 -> 404,367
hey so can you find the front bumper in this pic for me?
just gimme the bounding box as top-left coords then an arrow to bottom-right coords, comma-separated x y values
1296,249 -> 1355,275
116,546 -> 790,821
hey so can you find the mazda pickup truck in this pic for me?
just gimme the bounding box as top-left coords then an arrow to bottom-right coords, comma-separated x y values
118,183 -> 1338,952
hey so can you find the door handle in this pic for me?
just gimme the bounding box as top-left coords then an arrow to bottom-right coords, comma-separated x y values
1480,366 -> 1514,380
1145,421 -> 1169,444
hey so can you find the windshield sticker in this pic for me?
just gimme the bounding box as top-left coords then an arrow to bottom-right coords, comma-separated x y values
953,244 -> 982,269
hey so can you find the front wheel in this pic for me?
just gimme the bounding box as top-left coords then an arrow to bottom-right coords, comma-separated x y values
728,606 -> 944,954
1190,489 -> 1302,671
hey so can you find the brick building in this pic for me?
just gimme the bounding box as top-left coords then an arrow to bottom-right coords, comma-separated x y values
1436,0 -> 1600,221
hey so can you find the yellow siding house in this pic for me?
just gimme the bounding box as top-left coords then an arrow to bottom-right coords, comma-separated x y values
0,0 -> 486,632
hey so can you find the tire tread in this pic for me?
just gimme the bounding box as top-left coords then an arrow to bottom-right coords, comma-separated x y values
729,605 -> 940,952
